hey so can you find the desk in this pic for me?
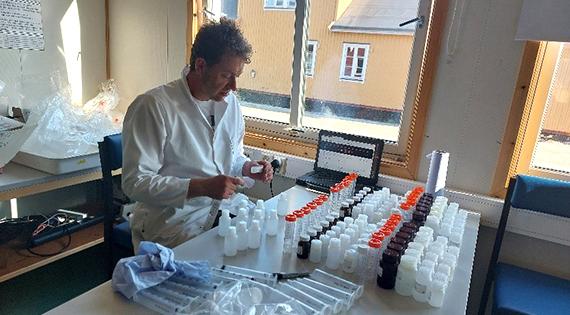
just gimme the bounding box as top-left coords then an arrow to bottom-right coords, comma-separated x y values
0,162 -> 105,282
48,185 -> 481,314
0,162 -> 102,200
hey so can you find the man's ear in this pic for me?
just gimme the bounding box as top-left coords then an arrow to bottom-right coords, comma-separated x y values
194,58 -> 207,75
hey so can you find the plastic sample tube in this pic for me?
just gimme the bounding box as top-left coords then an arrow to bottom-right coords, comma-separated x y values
298,277 -> 354,308
288,280 -> 344,314
134,289 -> 183,314
283,214 -> 297,254
311,268 -> 364,299
212,267 -> 278,287
149,285 -> 194,306
277,283 -> 332,315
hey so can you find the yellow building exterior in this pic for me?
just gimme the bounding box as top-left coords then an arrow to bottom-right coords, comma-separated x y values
236,0 -> 415,121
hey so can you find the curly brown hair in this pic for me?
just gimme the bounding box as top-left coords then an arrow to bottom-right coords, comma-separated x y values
189,18 -> 252,70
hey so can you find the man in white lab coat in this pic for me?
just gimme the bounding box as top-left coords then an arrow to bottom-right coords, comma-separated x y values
122,18 -> 273,252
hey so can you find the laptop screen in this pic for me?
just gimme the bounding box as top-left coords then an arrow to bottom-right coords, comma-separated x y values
314,130 -> 384,184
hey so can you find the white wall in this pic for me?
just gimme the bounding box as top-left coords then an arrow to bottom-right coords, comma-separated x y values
0,0 -> 106,111
417,0 -> 524,195
108,0 -> 187,112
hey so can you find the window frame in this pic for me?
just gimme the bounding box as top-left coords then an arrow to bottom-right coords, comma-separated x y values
339,43 -> 370,83
189,0 -> 450,180
264,0 -> 296,10
305,40 -> 318,77
492,41 -> 570,197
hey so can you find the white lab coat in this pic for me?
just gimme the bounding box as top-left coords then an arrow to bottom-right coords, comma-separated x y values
122,66 -> 250,251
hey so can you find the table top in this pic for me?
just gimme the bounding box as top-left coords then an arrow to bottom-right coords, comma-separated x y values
47,186 -> 481,315
0,162 -> 102,200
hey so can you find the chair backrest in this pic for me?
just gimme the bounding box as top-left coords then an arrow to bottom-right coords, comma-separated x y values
511,175 -> 570,218
478,174 -> 570,314
98,134 -> 123,274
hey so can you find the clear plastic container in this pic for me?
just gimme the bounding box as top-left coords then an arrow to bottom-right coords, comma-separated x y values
283,214 -> 297,254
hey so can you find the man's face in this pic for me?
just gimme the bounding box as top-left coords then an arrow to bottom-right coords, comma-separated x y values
199,54 -> 245,102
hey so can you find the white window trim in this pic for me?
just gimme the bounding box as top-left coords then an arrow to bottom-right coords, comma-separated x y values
305,40 -> 318,77
264,0 -> 296,10
339,43 -> 370,83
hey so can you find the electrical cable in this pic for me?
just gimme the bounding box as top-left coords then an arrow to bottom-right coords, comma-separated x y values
269,159 -> 281,197
26,225 -> 72,257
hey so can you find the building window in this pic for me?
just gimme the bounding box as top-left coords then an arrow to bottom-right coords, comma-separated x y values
502,42 -> 570,187
218,0 -> 449,178
305,40 -> 317,76
339,43 -> 369,82
264,0 -> 296,10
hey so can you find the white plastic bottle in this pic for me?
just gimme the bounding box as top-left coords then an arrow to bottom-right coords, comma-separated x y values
276,193 -> 289,216
428,275 -> 449,307
217,209 -> 231,237
326,238 -> 341,270
395,255 -> 418,296
309,239 -> 323,263
342,249 -> 358,273
224,226 -> 237,256
248,220 -> 261,249
413,265 -> 434,303
265,209 -> 279,236
236,221 -> 248,251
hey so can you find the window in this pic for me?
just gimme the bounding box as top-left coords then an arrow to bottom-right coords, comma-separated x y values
195,0 -> 450,178
499,42 -> 570,189
305,40 -> 317,76
339,43 -> 369,82
264,0 -> 296,10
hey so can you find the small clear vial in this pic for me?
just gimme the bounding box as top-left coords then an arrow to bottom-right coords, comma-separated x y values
283,214 -> 297,254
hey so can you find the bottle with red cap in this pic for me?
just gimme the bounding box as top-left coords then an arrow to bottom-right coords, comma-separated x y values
367,239 -> 383,281
283,214 -> 297,254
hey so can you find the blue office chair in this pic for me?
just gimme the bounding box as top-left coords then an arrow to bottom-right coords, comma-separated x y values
479,175 -> 570,315
98,133 -> 133,276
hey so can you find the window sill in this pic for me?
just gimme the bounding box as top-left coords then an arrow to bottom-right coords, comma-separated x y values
339,78 -> 365,84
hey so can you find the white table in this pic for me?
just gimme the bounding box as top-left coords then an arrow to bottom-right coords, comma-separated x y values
47,185 -> 481,314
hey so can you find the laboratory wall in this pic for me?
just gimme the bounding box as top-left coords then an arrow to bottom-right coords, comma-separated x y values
106,1 -> 570,313
108,0 -> 187,112
0,0 -> 106,112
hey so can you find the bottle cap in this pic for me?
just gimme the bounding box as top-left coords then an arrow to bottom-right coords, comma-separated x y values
368,239 -> 382,248
300,234 -> 310,241
341,201 -> 349,208
285,214 -> 297,222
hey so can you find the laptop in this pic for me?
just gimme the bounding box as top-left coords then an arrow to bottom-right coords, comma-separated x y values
296,130 -> 384,193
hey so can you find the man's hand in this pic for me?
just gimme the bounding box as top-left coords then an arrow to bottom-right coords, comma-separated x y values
242,160 -> 273,183
188,175 -> 245,200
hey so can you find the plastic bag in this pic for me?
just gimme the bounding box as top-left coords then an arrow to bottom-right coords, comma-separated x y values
19,75 -> 122,158
186,280 -> 307,315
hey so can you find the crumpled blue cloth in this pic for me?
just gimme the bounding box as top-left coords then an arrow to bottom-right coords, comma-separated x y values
111,241 -> 211,299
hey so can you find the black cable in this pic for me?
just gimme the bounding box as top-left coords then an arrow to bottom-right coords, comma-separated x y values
26,226 -> 72,257
269,159 -> 281,198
